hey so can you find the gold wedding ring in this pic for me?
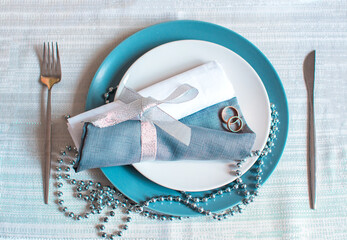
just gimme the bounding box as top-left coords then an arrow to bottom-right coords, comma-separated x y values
221,106 -> 239,123
220,106 -> 244,133
227,116 -> 244,133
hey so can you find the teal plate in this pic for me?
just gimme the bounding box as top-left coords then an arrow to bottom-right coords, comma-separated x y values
85,20 -> 289,216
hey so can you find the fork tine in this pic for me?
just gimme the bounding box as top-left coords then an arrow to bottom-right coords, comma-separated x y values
42,42 -> 46,63
56,42 -> 61,73
42,42 -> 46,70
47,42 -> 51,70
51,42 -> 54,65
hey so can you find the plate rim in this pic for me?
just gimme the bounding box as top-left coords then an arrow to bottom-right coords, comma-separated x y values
85,20 -> 289,216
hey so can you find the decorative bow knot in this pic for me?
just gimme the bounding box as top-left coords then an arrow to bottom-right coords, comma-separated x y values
91,84 -> 199,161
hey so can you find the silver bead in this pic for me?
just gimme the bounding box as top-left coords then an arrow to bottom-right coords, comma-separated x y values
174,196 -> 181,202
104,217 -> 109,223
57,182 -> 63,188
56,191 -> 63,197
56,167 -> 62,171
57,158 -> 63,164
64,174 -> 70,179
76,215 -> 82,220
68,212 -> 74,218
99,224 -> 105,230
58,200 -> 64,205
135,206 -> 143,213
257,159 -> 264,165
65,167 -> 70,172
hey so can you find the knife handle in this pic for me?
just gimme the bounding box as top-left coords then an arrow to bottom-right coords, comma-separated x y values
308,95 -> 316,209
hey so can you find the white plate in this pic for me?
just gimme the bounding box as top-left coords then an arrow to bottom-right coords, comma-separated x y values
116,40 -> 271,192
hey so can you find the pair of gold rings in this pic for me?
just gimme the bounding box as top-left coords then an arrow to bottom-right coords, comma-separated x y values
220,106 -> 244,133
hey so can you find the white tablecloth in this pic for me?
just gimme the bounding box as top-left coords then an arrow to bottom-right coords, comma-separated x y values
1,1 -> 346,239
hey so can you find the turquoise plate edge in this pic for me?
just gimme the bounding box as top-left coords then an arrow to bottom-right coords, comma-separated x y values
85,20 -> 289,216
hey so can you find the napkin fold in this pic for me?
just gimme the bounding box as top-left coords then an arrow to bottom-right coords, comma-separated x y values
67,61 -> 235,149
74,97 -> 256,172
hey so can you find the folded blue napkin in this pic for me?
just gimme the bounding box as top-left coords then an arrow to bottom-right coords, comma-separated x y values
74,97 -> 256,172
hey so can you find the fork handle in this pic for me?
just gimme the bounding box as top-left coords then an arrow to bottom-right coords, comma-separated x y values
44,89 -> 52,204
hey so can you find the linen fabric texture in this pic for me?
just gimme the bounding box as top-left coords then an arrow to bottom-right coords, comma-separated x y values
74,97 -> 256,172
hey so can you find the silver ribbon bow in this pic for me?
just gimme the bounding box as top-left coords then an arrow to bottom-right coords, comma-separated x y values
91,84 -> 199,161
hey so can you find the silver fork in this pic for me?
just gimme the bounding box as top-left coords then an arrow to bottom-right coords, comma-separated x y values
40,42 -> 61,204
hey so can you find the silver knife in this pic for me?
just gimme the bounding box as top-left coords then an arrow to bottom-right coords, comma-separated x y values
303,50 -> 316,209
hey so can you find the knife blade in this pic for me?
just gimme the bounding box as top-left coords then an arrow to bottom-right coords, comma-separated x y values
303,50 -> 316,209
